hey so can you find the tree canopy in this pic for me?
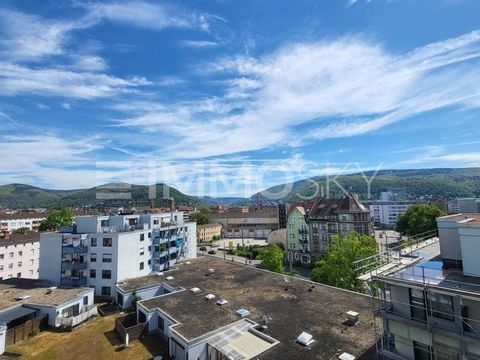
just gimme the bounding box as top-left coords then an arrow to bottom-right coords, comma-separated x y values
311,232 -> 378,293
189,205 -> 210,225
260,244 -> 285,273
395,204 -> 445,236
39,208 -> 74,231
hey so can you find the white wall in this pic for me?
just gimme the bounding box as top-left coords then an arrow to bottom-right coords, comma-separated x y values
459,225 -> 480,277
0,325 -> 5,355
0,240 -> 40,280
39,233 -> 63,285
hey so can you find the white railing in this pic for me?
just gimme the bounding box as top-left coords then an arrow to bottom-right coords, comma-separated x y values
58,305 -> 98,328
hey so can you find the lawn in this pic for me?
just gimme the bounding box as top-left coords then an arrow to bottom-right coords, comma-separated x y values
7,312 -> 166,360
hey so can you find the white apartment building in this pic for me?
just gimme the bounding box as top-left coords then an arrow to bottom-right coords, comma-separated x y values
39,212 -> 196,298
0,233 -> 40,280
447,198 -> 480,214
0,213 -> 46,234
369,201 -> 414,229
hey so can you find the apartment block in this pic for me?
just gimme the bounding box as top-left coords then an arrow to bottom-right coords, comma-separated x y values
39,212 -> 196,297
196,223 -> 222,242
0,233 -> 40,280
0,213 -> 46,234
447,198 -> 480,215
115,257 -> 378,360
374,213 -> 480,359
209,210 -> 280,239
286,193 -> 374,266
369,201 -> 415,229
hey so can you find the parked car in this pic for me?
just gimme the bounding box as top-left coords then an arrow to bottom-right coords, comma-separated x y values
199,246 -> 207,251
208,249 -> 217,254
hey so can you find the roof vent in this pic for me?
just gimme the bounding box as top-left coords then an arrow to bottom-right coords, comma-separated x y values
186,261 -> 191,265
297,332 -> 314,346
205,294 -> 216,300
216,299 -> 228,306
15,295 -> 31,301
339,353 -> 356,360
190,287 -> 201,294
346,311 -> 359,325
156,272 -> 164,276
235,308 -> 250,318
206,268 -> 215,276
166,276 -> 174,281
46,286 -> 57,294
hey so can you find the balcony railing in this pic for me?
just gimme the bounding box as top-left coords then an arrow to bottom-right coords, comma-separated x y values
60,277 -> 88,287
61,261 -> 88,270
62,245 -> 88,254
298,228 -> 308,234
58,305 -> 98,328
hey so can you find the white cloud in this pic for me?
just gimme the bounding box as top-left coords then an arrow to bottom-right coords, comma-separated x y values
114,31 -> 480,159
181,40 -> 218,48
0,62 -> 149,99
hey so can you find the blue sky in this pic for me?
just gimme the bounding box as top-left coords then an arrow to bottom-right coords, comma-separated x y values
0,0 -> 480,197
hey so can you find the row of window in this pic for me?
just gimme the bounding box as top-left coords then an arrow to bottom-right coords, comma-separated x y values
0,249 -> 35,259
0,270 -> 35,280
0,259 -> 35,271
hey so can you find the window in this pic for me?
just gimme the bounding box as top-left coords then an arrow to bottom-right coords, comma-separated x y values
17,261 -> 22,267
90,269 -> 96,278
148,259 -> 151,266
9,252 -> 13,259
29,259 -> 34,265
17,272 -> 21,278
30,249 -> 34,255
103,238 -> 112,247
430,292 -> 455,321
101,287 -> 111,296
0,265 -> 3,271
83,296 -> 89,306
0,254 -> 3,260
91,238 -> 97,247
102,254 -> 112,263
8,263 -> 13,269
90,253 -> 97,262
140,234 -> 145,241
18,251 -> 23,256
158,316 -> 164,332
410,288 -> 427,322
139,262 -> 144,270
102,270 -> 111,279
139,247 -> 145,256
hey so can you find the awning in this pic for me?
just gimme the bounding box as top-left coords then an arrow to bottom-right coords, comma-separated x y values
0,306 -> 37,324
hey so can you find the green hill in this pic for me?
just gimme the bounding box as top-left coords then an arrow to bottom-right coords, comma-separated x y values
0,183 -> 201,209
254,167 -> 480,202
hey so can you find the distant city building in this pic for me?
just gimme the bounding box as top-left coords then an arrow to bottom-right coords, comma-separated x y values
286,193 -> 374,266
0,213 -> 46,235
379,188 -> 407,201
39,212 -> 196,297
0,233 -> 40,280
0,278 -> 96,354
369,201 -> 415,229
447,198 -> 480,214
196,223 -> 222,242
209,209 -> 280,239
373,213 -> 480,359
116,257 -> 378,360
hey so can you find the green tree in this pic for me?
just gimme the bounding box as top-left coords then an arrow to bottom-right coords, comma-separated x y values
311,232 -> 378,293
396,204 -> 445,236
39,208 -> 73,231
260,244 -> 284,273
189,205 -> 211,225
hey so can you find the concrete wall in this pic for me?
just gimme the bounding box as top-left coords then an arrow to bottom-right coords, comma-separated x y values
437,216 -> 464,263
459,225 -> 480,277
39,233 -> 63,285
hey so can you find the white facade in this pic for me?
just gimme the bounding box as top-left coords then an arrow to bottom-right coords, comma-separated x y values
39,212 -> 196,297
0,238 -> 39,280
0,324 -> 5,355
0,215 -> 46,233
448,198 -> 480,214
369,202 -> 413,229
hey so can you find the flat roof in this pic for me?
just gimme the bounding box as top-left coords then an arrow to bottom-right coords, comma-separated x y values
137,257 -> 377,360
0,278 -> 92,311
0,232 -> 40,247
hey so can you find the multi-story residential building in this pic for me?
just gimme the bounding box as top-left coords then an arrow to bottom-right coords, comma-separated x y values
369,201 -> 415,229
39,212 -> 196,298
0,233 -> 40,280
287,205 -> 312,265
114,256 -> 378,360
0,213 -> 46,235
374,213 -> 480,359
196,223 -> 222,242
447,198 -> 480,214
285,193 -> 373,266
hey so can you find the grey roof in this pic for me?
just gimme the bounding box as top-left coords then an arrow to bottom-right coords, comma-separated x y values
0,305 -> 38,324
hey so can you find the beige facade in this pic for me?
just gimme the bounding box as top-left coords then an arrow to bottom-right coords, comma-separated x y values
197,223 -> 222,242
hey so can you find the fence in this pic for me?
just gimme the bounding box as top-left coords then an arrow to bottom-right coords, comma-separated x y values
58,305 -> 98,329
115,313 -> 147,344
5,315 -> 48,346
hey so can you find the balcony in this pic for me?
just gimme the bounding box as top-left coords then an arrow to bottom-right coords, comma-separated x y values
61,261 -> 88,270
153,237 -> 168,245
60,277 -> 87,287
58,305 -> 98,328
62,245 -> 88,254
298,228 -> 308,235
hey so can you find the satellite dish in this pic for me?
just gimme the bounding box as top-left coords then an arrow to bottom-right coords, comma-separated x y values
261,315 -> 269,329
